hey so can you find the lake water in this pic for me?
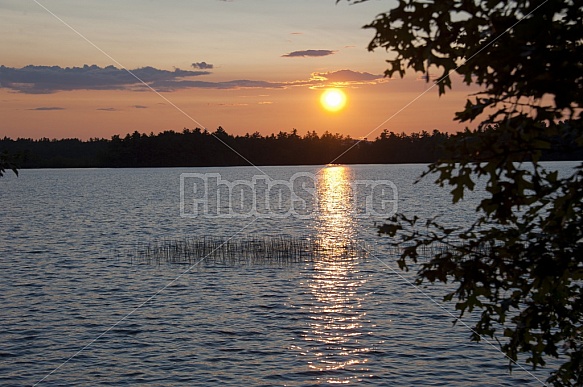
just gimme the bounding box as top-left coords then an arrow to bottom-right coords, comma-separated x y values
0,162 -> 574,386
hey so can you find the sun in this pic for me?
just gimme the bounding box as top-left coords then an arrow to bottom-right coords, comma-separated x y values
320,89 -> 347,112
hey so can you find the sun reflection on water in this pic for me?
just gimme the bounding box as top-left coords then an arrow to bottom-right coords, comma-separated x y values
299,165 -> 374,384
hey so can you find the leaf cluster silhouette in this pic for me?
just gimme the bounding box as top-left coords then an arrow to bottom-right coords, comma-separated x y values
347,0 -> 582,383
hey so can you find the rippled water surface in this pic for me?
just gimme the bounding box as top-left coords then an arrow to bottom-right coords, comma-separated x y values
1,163 -> 573,386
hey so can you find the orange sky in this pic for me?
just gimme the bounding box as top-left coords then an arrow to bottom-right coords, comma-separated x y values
1,0 -> 481,140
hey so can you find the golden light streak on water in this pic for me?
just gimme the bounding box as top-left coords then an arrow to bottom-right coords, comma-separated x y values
301,165 -> 372,383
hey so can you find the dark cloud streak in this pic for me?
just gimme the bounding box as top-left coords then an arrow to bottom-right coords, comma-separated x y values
151,79 -> 286,90
192,62 -> 214,69
27,106 -> 65,111
282,49 -> 336,58
0,65 -> 385,94
0,65 -> 210,94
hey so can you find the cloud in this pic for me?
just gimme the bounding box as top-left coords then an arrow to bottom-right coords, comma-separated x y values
282,49 -> 336,58
311,69 -> 383,83
192,62 -> 214,70
0,64 -> 211,94
216,103 -> 249,107
0,64 -> 385,94
310,70 -> 387,87
96,107 -> 119,111
27,106 -> 65,111
133,105 -> 148,109
151,79 -> 285,90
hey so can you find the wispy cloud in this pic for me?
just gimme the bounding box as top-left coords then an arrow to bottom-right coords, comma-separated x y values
216,102 -> 249,107
1,64 -> 385,94
284,69 -> 386,89
311,69 -> 383,83
192,62 -> 214,70
27,106 -> 65,111
155,69 -> 383,90
282,49 -> 336,58
133,105 -> 148,109
0,65 -> 210,94
152,79 -> 285,90
96,107 -> 119,111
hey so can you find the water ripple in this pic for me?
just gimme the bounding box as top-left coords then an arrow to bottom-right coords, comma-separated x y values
0,166 -> 564,385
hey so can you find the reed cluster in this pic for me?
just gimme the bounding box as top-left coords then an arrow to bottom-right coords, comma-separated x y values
132,235 -> 371,266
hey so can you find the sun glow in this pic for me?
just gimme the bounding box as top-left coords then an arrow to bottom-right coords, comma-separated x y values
320,89 -> 347,112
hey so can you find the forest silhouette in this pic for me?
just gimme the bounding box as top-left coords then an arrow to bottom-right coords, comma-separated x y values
1,124 -> 581,168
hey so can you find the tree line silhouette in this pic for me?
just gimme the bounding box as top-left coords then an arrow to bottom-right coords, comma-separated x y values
1,125 -> 581,168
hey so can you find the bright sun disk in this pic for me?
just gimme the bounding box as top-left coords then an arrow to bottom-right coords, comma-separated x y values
320,89 -> 347,112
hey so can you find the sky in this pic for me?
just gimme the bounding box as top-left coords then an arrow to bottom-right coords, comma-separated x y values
0,0 -> 480,140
